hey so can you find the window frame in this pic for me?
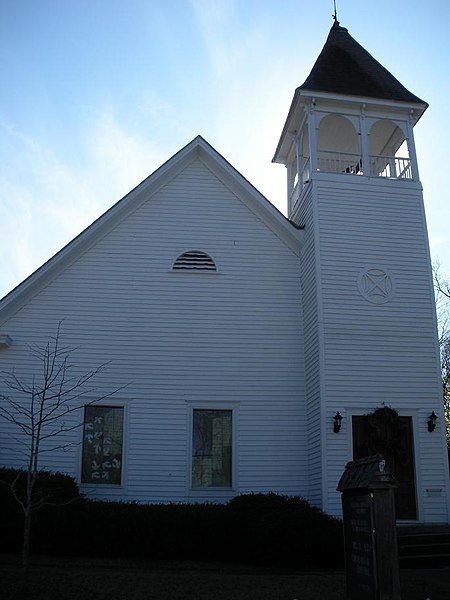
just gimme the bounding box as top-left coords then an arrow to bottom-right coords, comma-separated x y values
186,401 -> 238,496
77,401 -> 128,491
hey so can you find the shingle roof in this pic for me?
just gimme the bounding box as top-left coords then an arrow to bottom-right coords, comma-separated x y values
299,21 -> 427,104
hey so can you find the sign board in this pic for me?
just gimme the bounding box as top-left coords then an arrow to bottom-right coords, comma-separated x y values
337,455 -> 401,600
342,492 -> 377,598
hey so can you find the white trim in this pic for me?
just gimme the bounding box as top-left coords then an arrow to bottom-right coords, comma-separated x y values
186,402 -> 239,498
308,107 -> 318,175
417,178 -> 450,522
360,113 -> 370,177
365,116 -> 409,136
77,400 -> 129,493
273,90 -> 426,165
315,110 -> 360,132
297,89 -> 427,114
406,120 -> 421,183
310,170 -> 422,190
313,180 -> 327,512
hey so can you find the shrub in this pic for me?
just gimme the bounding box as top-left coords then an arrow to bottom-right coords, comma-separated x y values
227,493 -> 343,566
0,467 -> 80,505
0,467 -> 81,553
0,469 -> 343,567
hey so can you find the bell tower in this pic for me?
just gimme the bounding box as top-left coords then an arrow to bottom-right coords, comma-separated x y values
274,22 -> 449,521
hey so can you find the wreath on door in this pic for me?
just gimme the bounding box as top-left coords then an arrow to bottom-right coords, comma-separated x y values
362,405 -> 405,465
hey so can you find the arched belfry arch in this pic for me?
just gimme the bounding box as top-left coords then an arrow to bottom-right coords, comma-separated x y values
368,119 -> 412,179
316,113 -> 362,174
368,119 -> 408,157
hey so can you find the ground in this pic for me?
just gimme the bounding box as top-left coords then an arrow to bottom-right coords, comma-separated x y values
1,556 -> 450,600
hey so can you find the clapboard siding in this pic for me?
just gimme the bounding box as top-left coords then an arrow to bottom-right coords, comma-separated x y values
291,186 -> 323,507
315,178 -> 448,522
0,157 -> 307,502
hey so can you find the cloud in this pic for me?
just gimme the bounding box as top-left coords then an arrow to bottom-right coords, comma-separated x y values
0,114 -> 167,299
189,0 -> 290,211
430,236 -> 450,249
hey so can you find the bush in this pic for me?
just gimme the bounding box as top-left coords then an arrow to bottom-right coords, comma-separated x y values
45,500 -> 229,561
0,467 -> 81,553
0,467 -> 80,505
227,493 -> 343,566
0,469 -> 343,567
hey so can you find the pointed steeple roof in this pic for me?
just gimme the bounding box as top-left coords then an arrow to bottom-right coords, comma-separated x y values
299,21 -> 426,104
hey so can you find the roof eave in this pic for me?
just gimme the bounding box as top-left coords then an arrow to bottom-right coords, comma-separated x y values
299,88 -> 428,111
272,88 -> 305,164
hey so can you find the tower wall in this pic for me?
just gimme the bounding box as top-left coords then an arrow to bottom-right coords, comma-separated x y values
312,175 -> 449,521
294,185 -> 323,507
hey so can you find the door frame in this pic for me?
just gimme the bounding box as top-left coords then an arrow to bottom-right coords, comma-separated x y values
345,407 -> 423,522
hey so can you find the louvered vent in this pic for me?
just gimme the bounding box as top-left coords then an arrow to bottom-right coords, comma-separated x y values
173,251 -> 217,271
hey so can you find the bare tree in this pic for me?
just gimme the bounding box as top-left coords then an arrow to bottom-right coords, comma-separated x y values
433,262 -> 450,443
0,321 -> 123,572
434,263 -> 450,301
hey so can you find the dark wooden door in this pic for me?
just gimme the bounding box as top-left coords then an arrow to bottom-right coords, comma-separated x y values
352,415 -> 417,520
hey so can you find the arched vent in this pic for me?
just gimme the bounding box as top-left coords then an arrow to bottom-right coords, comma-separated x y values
173,251 -> 216,272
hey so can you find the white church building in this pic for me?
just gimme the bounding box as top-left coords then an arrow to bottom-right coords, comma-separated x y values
0,22 -> 449,523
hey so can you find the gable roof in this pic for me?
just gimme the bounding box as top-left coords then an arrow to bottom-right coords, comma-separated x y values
300,21 -> 426,104
0,136 -> 301,324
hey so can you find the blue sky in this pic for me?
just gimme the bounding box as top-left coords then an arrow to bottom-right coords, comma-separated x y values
1,0 -> 449,297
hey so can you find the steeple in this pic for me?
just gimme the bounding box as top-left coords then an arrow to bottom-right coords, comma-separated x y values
300,22 -> 426,104
273,22 -> 428,217
271,21 -> 446,522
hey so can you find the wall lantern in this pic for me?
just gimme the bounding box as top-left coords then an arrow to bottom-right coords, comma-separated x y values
0,334 -> 12,349
333,411 -> 343,433
427,411 -> 438,432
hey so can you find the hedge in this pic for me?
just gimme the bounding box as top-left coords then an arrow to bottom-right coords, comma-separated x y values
0,468 -> 343,567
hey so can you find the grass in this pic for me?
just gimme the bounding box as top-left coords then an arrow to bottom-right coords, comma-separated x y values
1,555 -> 449,600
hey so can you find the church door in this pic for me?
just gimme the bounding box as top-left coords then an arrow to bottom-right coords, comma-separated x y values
352,415 -> 417,520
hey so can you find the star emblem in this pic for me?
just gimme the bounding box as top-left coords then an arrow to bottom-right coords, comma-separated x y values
358,268 -> 393,304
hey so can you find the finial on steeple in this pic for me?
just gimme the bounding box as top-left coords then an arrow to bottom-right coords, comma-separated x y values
332,0 -> 339,26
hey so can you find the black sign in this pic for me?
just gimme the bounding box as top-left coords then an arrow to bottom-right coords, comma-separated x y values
337,456 -> 401,600
342,492 -> 377,600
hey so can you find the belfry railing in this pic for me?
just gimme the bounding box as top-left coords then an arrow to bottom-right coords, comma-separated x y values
317,151 -> 362,175
369,155 -> 412,179
290,151 -> 413,211
314,150 -> 412,180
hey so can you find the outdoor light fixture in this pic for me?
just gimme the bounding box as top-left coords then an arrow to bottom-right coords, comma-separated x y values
0,334 -> 12,349
427,411 -> 438,432
333,411 -> 343,433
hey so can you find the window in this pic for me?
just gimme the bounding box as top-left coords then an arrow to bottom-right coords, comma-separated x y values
192,409 -> 232,488
173,251 -> 216,271
81,405 -> 124,485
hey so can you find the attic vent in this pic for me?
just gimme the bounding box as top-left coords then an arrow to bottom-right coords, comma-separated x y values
173,251 -> 216,272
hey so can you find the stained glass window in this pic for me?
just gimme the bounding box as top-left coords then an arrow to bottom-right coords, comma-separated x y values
81,406 -> 124,485
192,409 -> 232,488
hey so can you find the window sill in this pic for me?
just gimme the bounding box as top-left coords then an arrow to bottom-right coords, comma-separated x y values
80,483 -> 125,490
